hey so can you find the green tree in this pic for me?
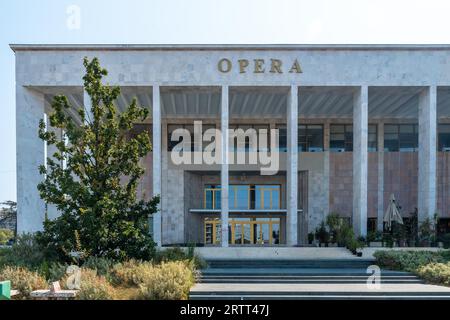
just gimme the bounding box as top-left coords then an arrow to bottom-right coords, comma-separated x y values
37,57 -> 159,262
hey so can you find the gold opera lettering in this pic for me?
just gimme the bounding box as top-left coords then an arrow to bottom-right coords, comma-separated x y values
217,58 -> 302,74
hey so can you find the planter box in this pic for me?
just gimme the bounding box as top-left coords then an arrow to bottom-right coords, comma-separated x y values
369,241 -> 382,247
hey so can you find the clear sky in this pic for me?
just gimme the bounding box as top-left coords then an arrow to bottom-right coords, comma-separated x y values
1,0 -> 450,203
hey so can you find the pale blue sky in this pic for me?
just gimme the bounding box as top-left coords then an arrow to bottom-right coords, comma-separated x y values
1,0 -> 450,203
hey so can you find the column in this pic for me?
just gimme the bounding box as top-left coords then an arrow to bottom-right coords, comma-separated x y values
220,85 -> 229,247
418,86 -> 437,223
16,86 -> 46,233
152,85 -> 162,246
83,89 -> 93,123
287,85 -> 298,246
353,86 -> 368,237
323,121 -> 330,222
45,118 -> 62,221
377,122 -> 385,232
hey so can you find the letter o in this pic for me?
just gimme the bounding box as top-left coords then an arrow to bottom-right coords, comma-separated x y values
218,58 -> 232,73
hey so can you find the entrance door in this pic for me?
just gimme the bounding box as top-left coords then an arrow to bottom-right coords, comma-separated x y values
204,217 -> 280,245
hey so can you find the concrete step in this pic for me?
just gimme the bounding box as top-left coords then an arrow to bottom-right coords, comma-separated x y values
189,293 -> 450,300
205,259 -> 374,269
201,268 -> 413,276
199,276 -> 422,284
189,282 -> 450,300
199,279 -> 422,284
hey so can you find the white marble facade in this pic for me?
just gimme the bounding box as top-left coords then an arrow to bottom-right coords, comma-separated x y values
12,44 -> 450,246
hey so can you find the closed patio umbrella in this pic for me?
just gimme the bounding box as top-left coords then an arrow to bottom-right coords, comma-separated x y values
383,194 -> 404,231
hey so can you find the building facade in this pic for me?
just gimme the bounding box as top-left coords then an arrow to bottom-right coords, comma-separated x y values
11,44 -> 450,247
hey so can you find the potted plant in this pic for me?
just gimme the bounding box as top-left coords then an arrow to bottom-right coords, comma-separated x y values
382,232 -> 394,248
367,230 -> 382,247
326,213 -> 340,243
346,238 -> 364,257
315,222 -> 330,247
336,221 -> 353,247
307,232 -> 315,245
419,218 -> 434,247
392,222 -> 407,247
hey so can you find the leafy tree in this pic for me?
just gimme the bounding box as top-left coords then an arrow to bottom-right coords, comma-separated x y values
0,200 -> 17,236
37,57 -> 159,262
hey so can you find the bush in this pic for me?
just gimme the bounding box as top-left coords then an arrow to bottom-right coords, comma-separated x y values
315,222 -> 330,245
336,222 -> 354,247
439,233 -> 450,249
373,250 -> 446,272
367,230 -> 382,243
0,229 -> 13,245
61,268 -> 115,300
41,262 -> 68,282
0,266 -> 47,299
138,261 -> 194,300
0,233 -> 47,269
155,248 -> 207,269
82,256 -> 115,277
417,262 -> 450,285
109,259 -> 153,287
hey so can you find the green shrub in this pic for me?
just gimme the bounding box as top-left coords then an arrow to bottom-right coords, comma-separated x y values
138,261 -> 194,300
61,268 -> 115,300
417,262 -> 450,285
155,248 -> 207,269
0,233 -> 47,269
439,233 -> 450,249
0,266 -> 47,299
373,250 -> 446,272
109,259 -> 153,287
0,229 -> 13,245
82,256 -> 115,277
42,262 -> 69,282
336,224 -> 353,247
315,222 -> 330,245
367,230 -> 382,243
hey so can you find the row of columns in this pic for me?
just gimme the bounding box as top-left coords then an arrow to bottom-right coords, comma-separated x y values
17,85 -> 437,243
351,86 -> 437,235
150,85 -> 437,246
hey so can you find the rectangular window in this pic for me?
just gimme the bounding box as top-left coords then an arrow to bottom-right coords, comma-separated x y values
204,184 -> 280,210
299,124 -> 324,152
229,185 -> 250,210
229,124 -> 270,152
255,185 -> 281,209
278,124 -> 323,152
384,124 -> 418,152
278,126 -> 287,152
168,124 -> 216,151
330,124 -> 352,152
204,185 -> 221,209
438,124 -> 450,151
330,124 -> 377,152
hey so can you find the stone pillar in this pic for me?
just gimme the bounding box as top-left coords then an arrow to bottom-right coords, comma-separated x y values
377,122 -> 385,232
418,86 -> 437,223
83,89 -> 93,123
353,86 -> 368,237
45,118 -> 62,221
152,85 -> 162,246
220,85 -> 229,247
287,85 -> 298,246
16,86 -> 46,233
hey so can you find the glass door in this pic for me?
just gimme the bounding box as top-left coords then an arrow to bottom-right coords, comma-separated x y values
205,217 -> 281,245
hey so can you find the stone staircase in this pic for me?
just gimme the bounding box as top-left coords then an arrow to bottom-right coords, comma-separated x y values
190,259 -> 450,300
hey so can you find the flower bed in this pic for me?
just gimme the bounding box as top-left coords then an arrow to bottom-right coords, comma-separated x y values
374,250 -> 450,286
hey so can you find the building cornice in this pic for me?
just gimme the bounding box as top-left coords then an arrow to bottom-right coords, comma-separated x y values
10,43 -> 450,52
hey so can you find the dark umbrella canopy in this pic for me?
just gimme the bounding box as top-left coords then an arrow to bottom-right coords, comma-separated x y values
383,194 -> 404,230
